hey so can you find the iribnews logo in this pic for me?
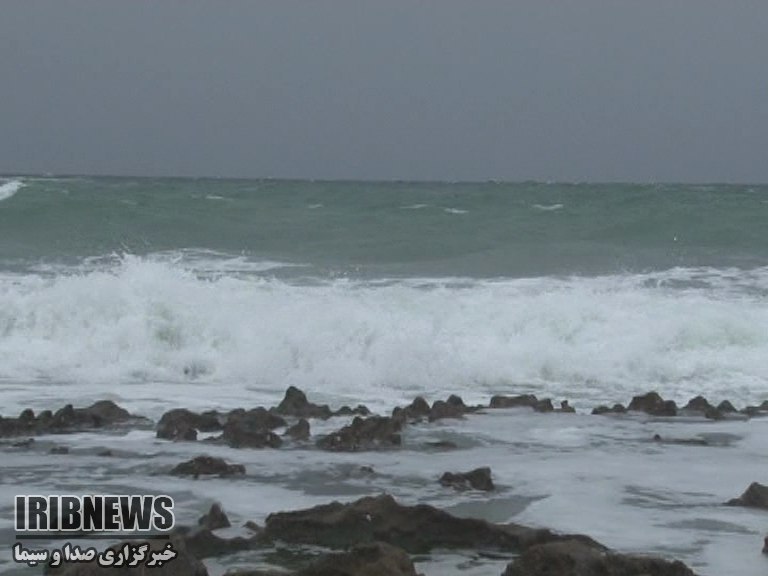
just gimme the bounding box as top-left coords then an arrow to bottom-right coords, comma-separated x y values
15,495 -> 175,535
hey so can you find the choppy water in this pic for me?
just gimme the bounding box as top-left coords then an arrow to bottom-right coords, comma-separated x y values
1,176 -> 767,575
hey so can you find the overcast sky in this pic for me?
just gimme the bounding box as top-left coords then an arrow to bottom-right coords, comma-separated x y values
2,1 -> 767,183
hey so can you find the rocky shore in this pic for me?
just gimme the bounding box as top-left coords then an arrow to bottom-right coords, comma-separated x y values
4,386 -> 768,575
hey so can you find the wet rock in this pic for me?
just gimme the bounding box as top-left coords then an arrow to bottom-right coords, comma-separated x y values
171,455 -> 246,478
264,494 -> 591,554
275,386 -> 333,419
439,467 -> 495,491
592,404 -> 627,415
652,434 -> 708,447
50,446 -> 69,454
741,400 -> 768,417
502,539 -> 696,576
393,396 -> 431,421
1,401 -> 138,438
335,404 -> 372,417
489,394 -> 553,413
726,482 -> 768,510
317,415 -> 402,452
653,434 -> 709,446
45,534 -> 208,575
628,392 -> 677,417
219,408 -> 284,449
198,503 -> 231,531
97,449 -> 113,457
558,400 -> 576,413
763,535 -> 767,554
425,440 -> 459,450
299,541 -> 418,576
680,396 -> 722,420
156,408 -> 221,441
429,395 -> 469,421
716,400 -> 737,414
285,418 -> 310,441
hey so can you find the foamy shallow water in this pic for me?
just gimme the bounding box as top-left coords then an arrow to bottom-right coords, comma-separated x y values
0,403 -> 766,575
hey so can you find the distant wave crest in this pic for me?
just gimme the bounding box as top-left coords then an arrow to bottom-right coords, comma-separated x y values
0,179 -> 24,202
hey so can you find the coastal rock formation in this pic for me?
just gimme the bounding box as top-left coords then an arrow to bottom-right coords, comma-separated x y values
726,482 -> 768,510
502,539 -> 697,576
0,401 -> 141,438
220,409 -> 284,449
439,467 -> 495,491
263,494 -> 596,553
489,394 -> 554,413
627,392 -> 678,417
285,418 -> 311,441
156,408 -> 222,441
198,503 -> 231,530
592,403 -> 627,415
317,416 -> 402,451
170,455 -> 246,478
428,394 -> 477,421
274,386 -> 369,419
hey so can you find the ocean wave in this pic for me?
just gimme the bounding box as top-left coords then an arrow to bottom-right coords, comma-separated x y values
0,179 -> 24,202
0,257 -> 767,411
532,203 -> 564,211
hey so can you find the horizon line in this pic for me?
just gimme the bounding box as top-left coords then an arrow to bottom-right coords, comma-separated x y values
1,171 -> 765,188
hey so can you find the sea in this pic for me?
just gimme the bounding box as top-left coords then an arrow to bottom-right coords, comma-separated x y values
0,176 -> 767,575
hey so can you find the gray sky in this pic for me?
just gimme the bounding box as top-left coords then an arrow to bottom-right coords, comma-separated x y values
2,1 -> 767,183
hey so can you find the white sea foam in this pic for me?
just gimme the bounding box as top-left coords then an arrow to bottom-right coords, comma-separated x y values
443,207 -> 468,214
1,257 -> 767,417
0,179 -> 24,202
401,203 -> 429,210
532,203 -> 564,211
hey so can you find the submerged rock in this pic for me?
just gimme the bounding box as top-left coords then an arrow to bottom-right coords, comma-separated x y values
298,541 -> 418,576
170,455 -> 245,478
502,539 -> 697,576
317,416 -> 402,452
726,482 -> 768,510
439,467 -> 495,491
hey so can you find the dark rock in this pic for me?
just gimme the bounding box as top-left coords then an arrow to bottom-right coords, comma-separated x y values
335,405 -> 372,417
97,449 -> 113,457
763,535 -> 767,554
726,482 -> 768,510
264,493 -> 594,554
171,455 -> 246,478
12,438 -> 34,448
558,400 -> 576,413
1,401 -> 138,438
439,467 -> 495,491
50,446 -> 69,454
652,434 -> 708,447
298,541 -> 418,576
285,418 -> 310,441
681,396 -> 722,420
428,399 -> 465,421
220,408 -> 284,449
741,400 -> 768,417
45,534 -> 208,575
317,416 -> 402,452
628,392 -> 677,417
716,400 -> 737,414
425,440 -> 459,450
275,386 -> 333,419
489,394 -> 553,413
198,503 -> 231,530
592,404 -> 627,415
502,539 -> 696,576
156,408 -> 222,441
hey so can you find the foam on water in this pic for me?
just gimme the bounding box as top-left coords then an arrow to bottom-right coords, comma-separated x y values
0,180 -> 23,202
1,256 -> 767,416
